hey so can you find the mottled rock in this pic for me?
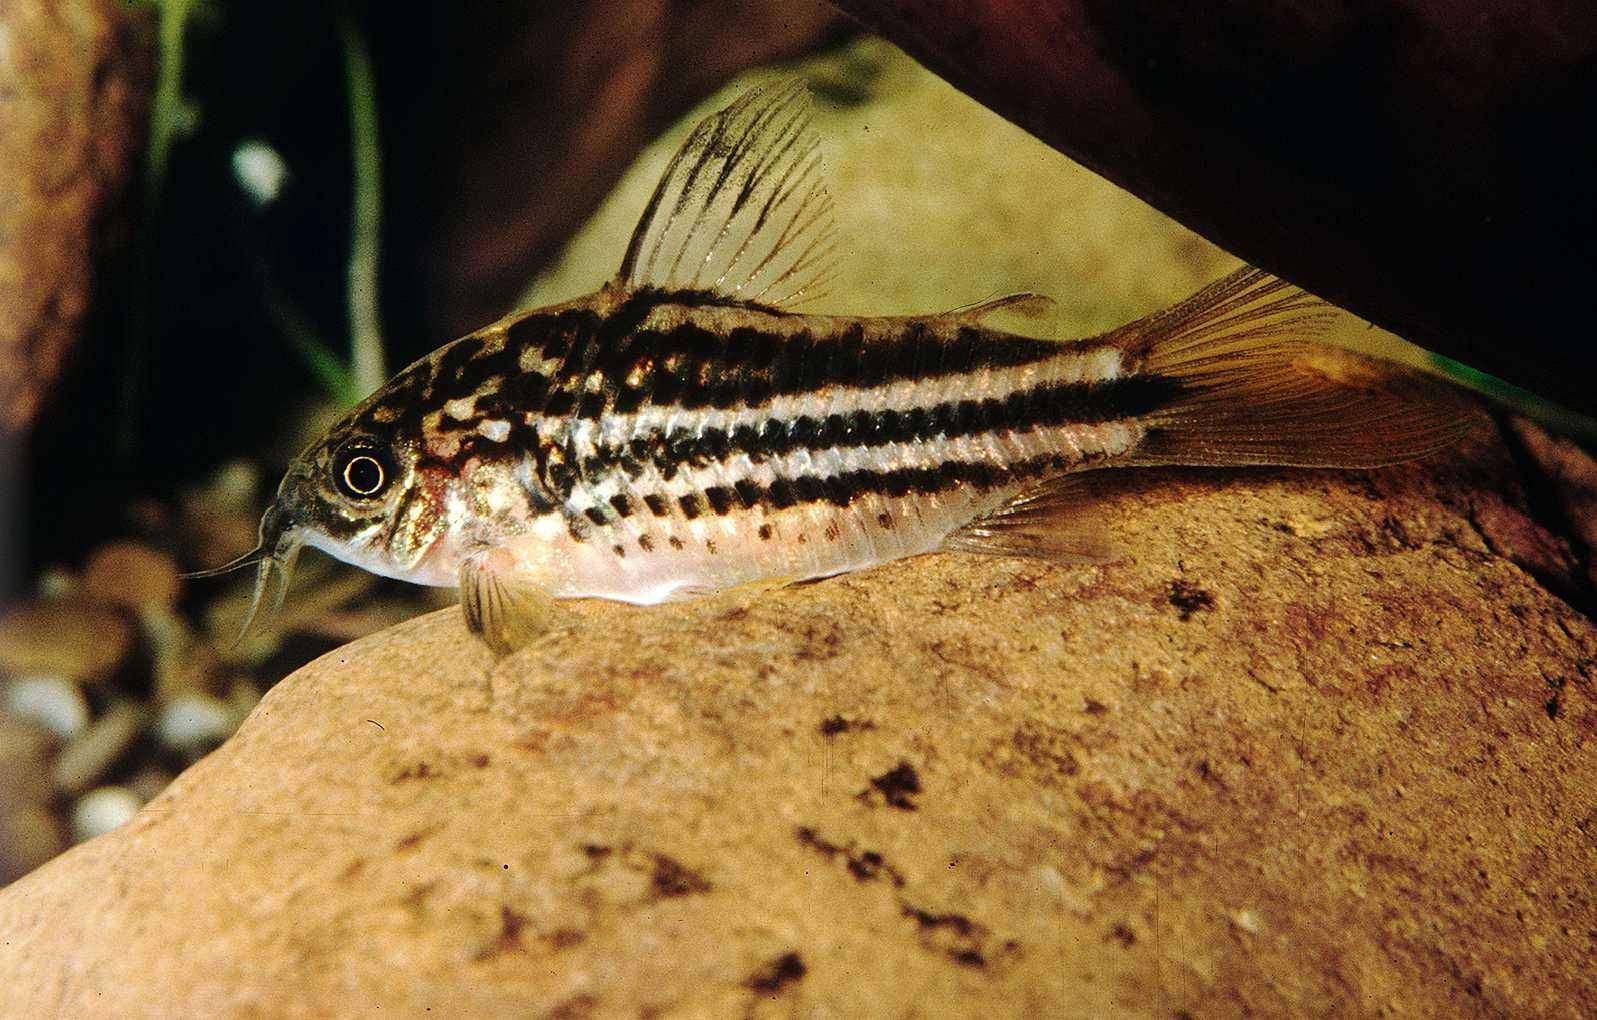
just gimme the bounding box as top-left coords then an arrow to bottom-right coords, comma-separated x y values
0,428 -> 1592,1017
6,39 -> 1593,1015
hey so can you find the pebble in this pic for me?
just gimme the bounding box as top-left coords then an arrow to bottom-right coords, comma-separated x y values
0,599 -> 134,686
53,701 -> 149,797
71,787 -> 143,843
127,767 -> 177,804
35,567 -> 76,599
228,677 -> 263,717
150,617 -> 229,701
156,694 -> 239,756
5,675 -> 90,739
179,461 -> 262,573
0,711 -> 58,805
0,804 -> 67,884
82,542 -> 182,612
209,460 -> 261,504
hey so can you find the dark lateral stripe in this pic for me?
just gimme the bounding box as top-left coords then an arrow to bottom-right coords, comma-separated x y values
612,320 -> 1057,415
584,375 -> 1177,481
634,453 -> 1071,518
505,291 -> 1067,418
364,287 -> 1067,442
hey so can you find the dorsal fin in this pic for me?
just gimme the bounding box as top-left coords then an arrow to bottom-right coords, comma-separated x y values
617,78 -> 839,308
944,292 -> 1058,326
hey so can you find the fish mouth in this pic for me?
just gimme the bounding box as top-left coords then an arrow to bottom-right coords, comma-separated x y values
179,502 -> 303,642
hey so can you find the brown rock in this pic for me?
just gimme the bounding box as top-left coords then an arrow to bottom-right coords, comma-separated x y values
0,599 -> 134,687
1510,417 -> 1597,592
0,805 -> 66,887
81,542 -> 181,612
397,0 -> 845,338
0,712 -> 57,807
152,633 -> 230,702
827,0 -> 1597,417
0,428 -> 1592,1016
125,766 -> 176,806
0,0 -> 150,435
178,461 -> 266,576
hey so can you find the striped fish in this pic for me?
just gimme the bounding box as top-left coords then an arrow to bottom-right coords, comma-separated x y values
191,80 -> 1472,653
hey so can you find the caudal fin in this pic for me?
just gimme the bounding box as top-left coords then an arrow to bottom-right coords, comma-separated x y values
1114,267 -> 1478,469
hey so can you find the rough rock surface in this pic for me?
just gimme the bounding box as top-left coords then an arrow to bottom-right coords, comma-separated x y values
1,427 -> 1594,1018
0,0 -> 149,435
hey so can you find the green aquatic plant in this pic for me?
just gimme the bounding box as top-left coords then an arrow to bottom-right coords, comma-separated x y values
231,1 -> 384,409
116,0 -> 200,464
339,0 -> 386,399
1428,355 -> 1597,447
118,0 -> 387,461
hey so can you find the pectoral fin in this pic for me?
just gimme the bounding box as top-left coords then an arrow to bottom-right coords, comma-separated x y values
943,473 -> 1116,565
459,550 -> 569,655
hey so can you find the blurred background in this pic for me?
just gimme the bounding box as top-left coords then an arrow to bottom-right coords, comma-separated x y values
2,0 -> 1594,885
0,0 -> 849,885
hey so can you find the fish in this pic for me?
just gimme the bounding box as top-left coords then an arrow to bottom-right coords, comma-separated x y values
188,79 -> 1473,654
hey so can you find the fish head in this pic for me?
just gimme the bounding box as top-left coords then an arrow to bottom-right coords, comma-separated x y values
269,410 -> 454,586
188,395 -> 457,638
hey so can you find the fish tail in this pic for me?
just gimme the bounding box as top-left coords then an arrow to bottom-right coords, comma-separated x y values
1118,266 -> 1478,468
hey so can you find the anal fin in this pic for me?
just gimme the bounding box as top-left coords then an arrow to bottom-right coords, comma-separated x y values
459,550 -> 569,656
942,474 -> 1116,565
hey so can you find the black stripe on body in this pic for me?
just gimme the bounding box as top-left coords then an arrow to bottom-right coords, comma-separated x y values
648,452 -> 1074,516
502,291 -> 1070,419
586,374 -> 1179,482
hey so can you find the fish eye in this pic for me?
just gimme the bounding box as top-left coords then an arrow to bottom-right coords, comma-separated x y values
333,442 -> 392,500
